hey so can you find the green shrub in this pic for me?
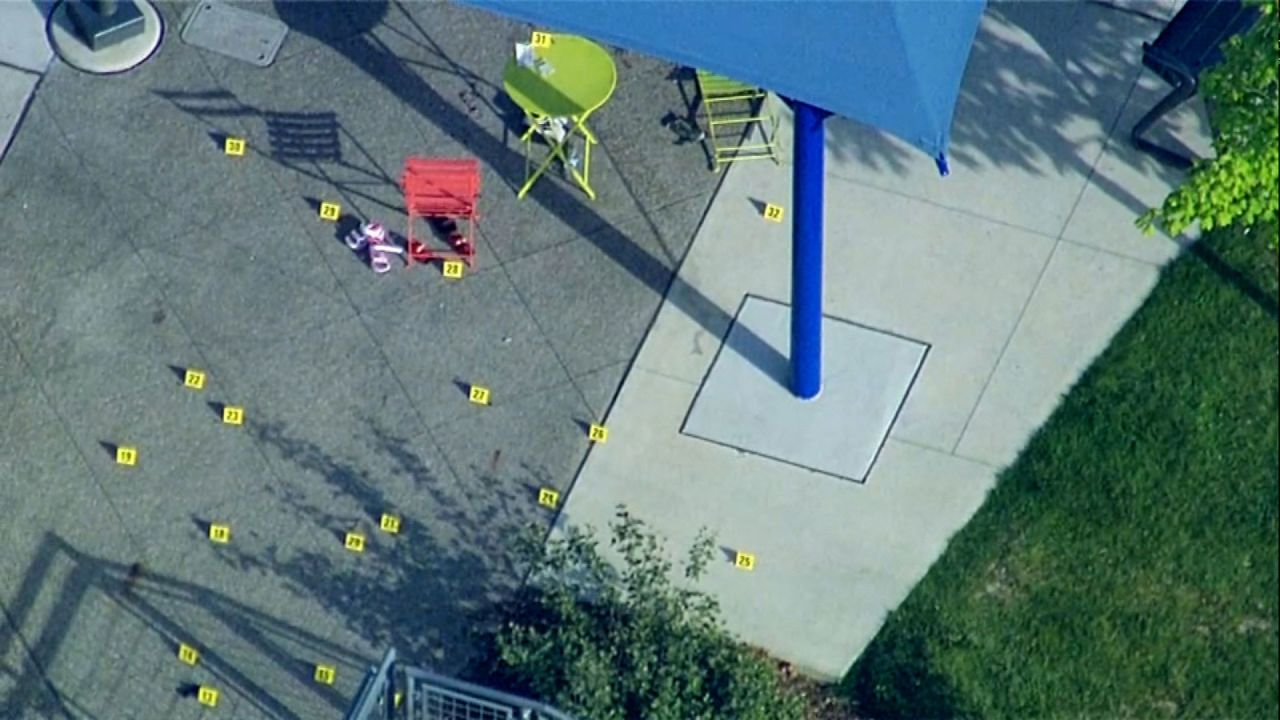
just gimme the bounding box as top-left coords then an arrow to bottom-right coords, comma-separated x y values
480,507 -> 806,720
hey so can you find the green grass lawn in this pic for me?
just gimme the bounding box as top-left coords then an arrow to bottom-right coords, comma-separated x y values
843,225 -> 1279,719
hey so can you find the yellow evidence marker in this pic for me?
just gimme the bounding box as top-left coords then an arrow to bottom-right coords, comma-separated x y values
318,201 -> 341,221
115,445 -> 138,466
442,260 -> 465,279
314,664 -> 337,685
178,642 -> 200,666
197,686 -> 219,707
379,514 -> 401,534
587,423 -> 608,443
183,369 -> 206,390
762,203 -> 784,223
316,199 -> 340,220
208,524 -> 231,544
222,405 -> 245,426
344,532 -> 366,553
223,137 -> 246,157
531,31 -> 552,47
734,551 -> 756,571
468,385 -> 490,406
537,487 -> 560,509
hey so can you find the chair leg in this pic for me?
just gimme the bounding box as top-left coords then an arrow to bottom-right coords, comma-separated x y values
701,98 -> 723,172
1131,78 -> 1199,170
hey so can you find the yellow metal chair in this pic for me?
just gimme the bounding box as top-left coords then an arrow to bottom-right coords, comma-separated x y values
695,69 -> 780,171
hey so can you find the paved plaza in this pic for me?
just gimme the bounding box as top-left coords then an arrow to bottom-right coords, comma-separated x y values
1,0 -> 1205,717
2,2 -> 723,717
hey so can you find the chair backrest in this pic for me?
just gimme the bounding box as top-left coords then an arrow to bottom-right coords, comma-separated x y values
401,158 -> 481,216
1149,0 -> 1260,76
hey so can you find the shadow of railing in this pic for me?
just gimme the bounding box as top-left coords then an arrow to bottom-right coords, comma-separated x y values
233,411 -> 545,670
0,533 -> 364,719
152,88 -> 405,221
0,413 -> 548,717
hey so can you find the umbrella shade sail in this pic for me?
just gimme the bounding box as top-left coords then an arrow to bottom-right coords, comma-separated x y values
462,0 -> 984,160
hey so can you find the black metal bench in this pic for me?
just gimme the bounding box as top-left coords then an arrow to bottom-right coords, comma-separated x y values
1131,0 -> 1259,168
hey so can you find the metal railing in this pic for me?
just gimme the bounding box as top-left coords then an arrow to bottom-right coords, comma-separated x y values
344,648 -> 578,720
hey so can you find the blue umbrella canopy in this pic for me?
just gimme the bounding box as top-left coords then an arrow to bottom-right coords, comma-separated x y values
462,0 -> 984,162
466,0 -> 985,399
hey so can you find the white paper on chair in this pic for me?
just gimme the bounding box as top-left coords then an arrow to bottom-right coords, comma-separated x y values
515,42 -> 535,69
538,117 -> 569,143
514,41 -> 554,77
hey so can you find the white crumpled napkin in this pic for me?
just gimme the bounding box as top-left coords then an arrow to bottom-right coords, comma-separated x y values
514,42 -> 553,76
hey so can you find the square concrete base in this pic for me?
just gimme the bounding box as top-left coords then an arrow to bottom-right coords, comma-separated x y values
682,296 -> 927,482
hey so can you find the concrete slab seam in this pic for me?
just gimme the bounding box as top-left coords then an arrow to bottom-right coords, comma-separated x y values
822,171 -> 1063,243
1055,64 -> 1151,241
0,69 -> 46,165
950,238 -> 1063,456
4,336 -> 146,557
952,63 -> 1154,455
1058,234 -> 1167,268
0,59 -> 47,76
547,148 -> 738,543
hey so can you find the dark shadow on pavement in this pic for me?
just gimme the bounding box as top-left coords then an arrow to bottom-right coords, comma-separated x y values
823,1 -> 1191,226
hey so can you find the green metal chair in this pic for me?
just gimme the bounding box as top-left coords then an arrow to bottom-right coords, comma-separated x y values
695,69 -> 780,171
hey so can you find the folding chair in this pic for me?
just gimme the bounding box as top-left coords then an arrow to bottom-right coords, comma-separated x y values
1131,0 -> 1259,168
695,69 -> 780,172
400,157 -> 481,268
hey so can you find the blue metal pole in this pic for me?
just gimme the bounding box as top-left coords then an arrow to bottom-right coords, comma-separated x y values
790,101 -> 829,399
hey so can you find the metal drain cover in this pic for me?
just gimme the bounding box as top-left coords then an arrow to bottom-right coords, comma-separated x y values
180,2 -> 287,67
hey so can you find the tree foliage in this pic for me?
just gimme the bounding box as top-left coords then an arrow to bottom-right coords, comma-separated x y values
1139,0 -> 1278,246
482,508 -> 806,720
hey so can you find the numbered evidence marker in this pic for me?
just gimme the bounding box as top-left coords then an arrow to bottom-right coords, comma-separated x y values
762,203 -> 785,223
178,642 -> 200,666
379,513 -> 401,534
197,686 -> 219,707
537,487 -> 560,509
314,664 -> 337,685
344,531 -> 366,553
587,423 -> 608,444
318,201 -> 341,221
530,31 -> 552,47
734,551 -> 757,571
441,259 -> 465,279
468,385 -> 490,406
222,405 -> 245,426
115,445 -> 138,466
183,369 -> 206,390
208,523 -> 231,544
223,137 -> 246,157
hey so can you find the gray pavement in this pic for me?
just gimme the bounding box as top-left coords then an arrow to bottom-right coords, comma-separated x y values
2,2 -> 723,717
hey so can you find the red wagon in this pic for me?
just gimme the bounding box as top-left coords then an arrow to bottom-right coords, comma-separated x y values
401,157 -> 481,268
